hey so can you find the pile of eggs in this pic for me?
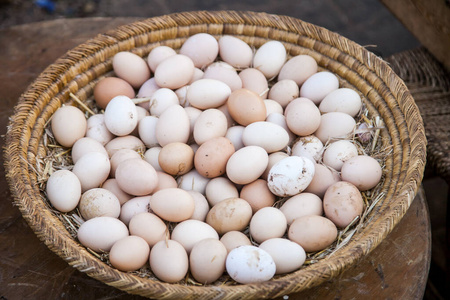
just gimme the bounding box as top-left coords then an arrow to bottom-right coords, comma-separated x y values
45,33 -> 383,285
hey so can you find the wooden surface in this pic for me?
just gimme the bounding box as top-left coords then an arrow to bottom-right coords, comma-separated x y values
0,18 -> 431,299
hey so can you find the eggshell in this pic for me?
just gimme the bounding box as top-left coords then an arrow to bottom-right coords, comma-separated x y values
158,142 -> 194,176
147,45 -> 177,72
101,178 -> 133,205
148,88 -> 179,117
278,54 -> 318,85
226,146 -> 269,185
119,196 -> 151,226
253,40 -> 286,78
206,197 -> 252,235
314,112 -> 357,144
268,79 -> 299,108
226,245 -> 276,284
144,147 -> 163,172
171,219 -> 219,253
203,65 -> 242,91
242,121 -> 289,153
239,179 -> 275,213
115,158 -> 158,196
46,170 -> 81,212
184,106 -> 202,141
156,105 -> 190,146
93,77 -> 136,109
138,116 -> 159,148
187,190 -> 210,222
128,212 -> 167,247
264,99 -> 284,116
288,215 -> 338,252
77,216 -> 129,252
219,35 -> 253,68
79,188 -> 121,220
149,240 -> 189,283
70,137 -> 107,165
239,68 -> 269,99
259,238 -> 306,274
193,109 -> 228,145
51,106 -> 87,148
179,33 -> 219,68
220,231 -> 252,253
105,135 -> 146,157
227,89 -> 267,126
323,181 -> 364,228
86,114 -> 114,146
225,126 -> 245,151
267,156 -> 315,197
186,79 -> 231,110
299,71 -> 340,105
190,238 -> 228,284
304,164 -> 341,198
104,96 -> 138,137
249,207 -> 287,243
113,51 -> 151,88
319,88 -> 362,117
262,151 -> 289,180
280,192 -> 323,225
150,188 -> 195,222
109,148 -> 142,178
177,169 -> 210,194
205,177 -> 239,207
72,152 -> 110,192
194,137 -> 235,178
265,113 -> 296,145
285,98 -> 321,137
291,135 -> 324,163
154,54 -> 195,89
341,155 -> 383,191
153,171 -> 178,193
137,78 -> 160,110
322,140 -> 359,171
188,68 -> 205,85
109,235 -> 150,271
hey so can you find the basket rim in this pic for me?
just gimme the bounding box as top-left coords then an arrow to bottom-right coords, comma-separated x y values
3,10 -> 427,299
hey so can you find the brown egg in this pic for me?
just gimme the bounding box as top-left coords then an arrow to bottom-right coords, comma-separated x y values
93,77 -> 136,109
150,188 -> 195,222
113,51 -> 151,88
149,239 -> 189,283
152,171 -> 178,193
240,179 -> 276,213
115,158 -> 158,196
206,197 -> 252,235
158,142 -> 194,176
288,215 -> 338,252
51,106 -> 87,148
219,231 -> 252,253
227,89 -> 267,126
109,235 -> 150,272
129,212 -> 168,247
194,137 -> 235,178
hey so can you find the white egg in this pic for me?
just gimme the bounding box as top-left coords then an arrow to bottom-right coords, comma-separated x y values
104,95 -> 138,136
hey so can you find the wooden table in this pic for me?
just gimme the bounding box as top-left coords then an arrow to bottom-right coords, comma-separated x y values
0,18 -> 431,300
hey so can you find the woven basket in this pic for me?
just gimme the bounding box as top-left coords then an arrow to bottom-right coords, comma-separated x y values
4,11 -> 426,299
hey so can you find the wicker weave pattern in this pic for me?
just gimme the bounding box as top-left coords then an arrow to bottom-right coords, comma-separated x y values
4,11 -> 426,299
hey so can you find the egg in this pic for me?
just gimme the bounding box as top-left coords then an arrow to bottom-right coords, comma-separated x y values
206,197 -> 253,235
187,78 -> 232,111
249,207 -> 287,243
259,238 -> 306,274
265,113 -> 296,145
322,140 -> 359,171
93,77 -> 136,109
116,158 -> 157,196
128,212 -> 168,247
113,51 -> 151,88
177,169 -> 210,194
341,155 -> 383,191
205,177 -> 239,207
152,171 -> 178,193
51,105 -> 87,148
105,135 -> 146,157
158,142 -> 194,176
194,137 -> 235,178
268,79 -> 299,108
264,99 -> 284,116
226,245 -> 276,284
72,151 -> 110,192
71,137 -> 108,164
138,116 -> 159,148
86,114 -> 114,146
119,196 -> 151,226
242,121 -> 289,153
101,178 -> 133,205
239,179 -> 275,213
154,54 -> 195,89
46,170 -> 81,212
227,88 -> 267,126
267,156 -> 315,197
193,109 -> 228,145
156,105 -> 190,147
218,35 -> 253,68
252,40 -> 286,78
150,188 -> 195,222
225,125 -> 245,151
291,135 -> 324,163
184,106 -> 202,140
77,216 -> 129,252
304,163 -> 341,198
314,112 -> 357,144
189,238 -> 228,284
78,188 -> 121,220
188,68 -> 205,85
239,68 -> 269,99
109,235 -> 150,271
278,54 -> 318,85
171,219 -> 219,253
319,88 -> 362,117
149,240 -> 189,283
226,146 -> 269,185
180,33 -> 219,68
137,78 -> 160,110
104,96 -> 138,137
144,147 -> 163,172
279,192 -> 323,225
148,88 -> 179,117
220,231 -> 252,253
187,190 -> 210,222
288,215 -> 338,252
323,181 -> 364,228
285,98 -> 321,137
261,151 -> 289,180
147,45 -> 177,72
109,148 -> 142,178
299,71 -> 340,105
203,65 -> 242,91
